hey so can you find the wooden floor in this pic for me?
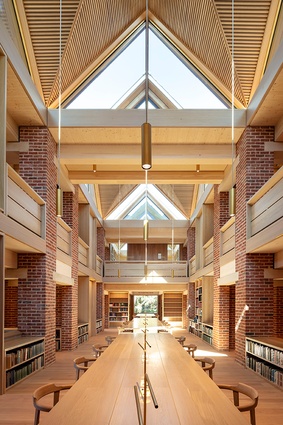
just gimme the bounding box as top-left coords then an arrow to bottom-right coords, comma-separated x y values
0,328 -> 282,425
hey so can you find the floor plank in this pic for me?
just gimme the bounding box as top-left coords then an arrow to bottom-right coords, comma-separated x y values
0,329 -> 282,425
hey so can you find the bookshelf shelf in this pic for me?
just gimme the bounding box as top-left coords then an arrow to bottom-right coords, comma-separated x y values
5,336 -> 45,389
246,337 -> 283,388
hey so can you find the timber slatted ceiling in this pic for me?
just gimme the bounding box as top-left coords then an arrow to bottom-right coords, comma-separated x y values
20,0 -> 275,108
51,0 -> 144,107
215,0 -> 272,106
22,0 -> 80,105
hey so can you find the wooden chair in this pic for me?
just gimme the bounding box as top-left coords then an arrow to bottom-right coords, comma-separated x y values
175,335 -> 186,346
32,383 -> 72,425
218,383 -> 259,425
105,336 -> 116,345
194,356 -> 215,379
92,344 -> 108,358
73,356 -> 97,380
183,343 -> 197,357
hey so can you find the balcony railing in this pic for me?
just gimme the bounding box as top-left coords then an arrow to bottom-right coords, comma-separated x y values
7,165 -> 45,238
246,167 -> 283,253
104,261 -> 187,280
57,218 -> 72,256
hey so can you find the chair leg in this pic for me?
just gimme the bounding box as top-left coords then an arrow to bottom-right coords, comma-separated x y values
34,410 -> 40,425
250,408 -> 256,425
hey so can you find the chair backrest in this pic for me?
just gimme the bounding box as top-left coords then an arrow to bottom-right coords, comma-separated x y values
73,356 -> 96,380
194,356 -> 215,379
32,383 -> 72,425
183,343 -> 197,357
218,383 -> 259,425
92,344 -> 108,357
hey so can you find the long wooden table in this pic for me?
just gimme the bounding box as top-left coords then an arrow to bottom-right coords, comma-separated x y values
40,333 -> 249,425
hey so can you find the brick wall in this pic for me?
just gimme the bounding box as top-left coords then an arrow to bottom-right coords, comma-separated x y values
4,283 -> 18,328
235,126 -> 274,364
18,127 -> 57,365
97,227 -> 105,260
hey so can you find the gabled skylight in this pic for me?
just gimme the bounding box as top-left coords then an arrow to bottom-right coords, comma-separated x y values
66,25 -> 228,110
106,185 -> 186,221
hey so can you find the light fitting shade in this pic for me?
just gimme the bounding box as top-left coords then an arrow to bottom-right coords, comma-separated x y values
141,122 -> 152,170
143,219 -> 149,241
229,187 -> 236,217
56,186 -> 63,217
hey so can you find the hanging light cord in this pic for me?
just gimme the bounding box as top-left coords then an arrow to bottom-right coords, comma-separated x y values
145,0 -> 149,124
57,0 -> 62,189
231,0 -> 235,186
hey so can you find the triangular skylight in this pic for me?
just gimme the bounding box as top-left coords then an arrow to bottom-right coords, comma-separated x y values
106,185 -> 186,221
66,25 -> 228,110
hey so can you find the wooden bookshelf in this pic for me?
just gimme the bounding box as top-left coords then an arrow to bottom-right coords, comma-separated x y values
78,323 -> 89,345
55,328 -> 61,351
5,336 -> 45,389
163,292 -> 183,325
189,277 -> 213,345
246,336 -> 283,388
109,293 -> 129,328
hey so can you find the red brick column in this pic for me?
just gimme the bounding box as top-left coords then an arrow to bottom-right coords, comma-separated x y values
97,227 -> 105,260
235,126 -> 274,364
60,189 -> 79,350
213,188 -> 232,350
18,127 -> 57,365
187,226 -> 196,319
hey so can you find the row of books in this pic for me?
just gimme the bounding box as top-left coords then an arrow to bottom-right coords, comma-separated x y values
246,340 -> 283,367
246,356 -> 283,387
78,333 -> 89,345
78,325 -> 89,335
5,341 -> 44,369
6,355 -> 44,388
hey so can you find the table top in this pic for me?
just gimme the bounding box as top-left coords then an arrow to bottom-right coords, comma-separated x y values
40,333 -> 249,425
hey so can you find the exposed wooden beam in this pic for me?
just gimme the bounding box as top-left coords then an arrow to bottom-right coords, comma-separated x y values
48,108 -> 246,128
69,171 -> 224,184
60,144 -> 233,164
